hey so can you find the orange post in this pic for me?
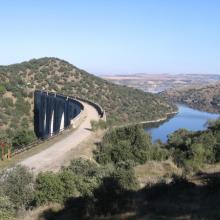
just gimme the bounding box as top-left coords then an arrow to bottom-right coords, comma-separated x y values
1,143 -> 5,160
7,144 -> 11,159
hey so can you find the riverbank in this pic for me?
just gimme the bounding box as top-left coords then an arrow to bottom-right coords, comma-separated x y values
116,110 -> 178,128
138,110 -> 178,125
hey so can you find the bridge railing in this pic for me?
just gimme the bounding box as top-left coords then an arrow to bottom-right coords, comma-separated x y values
71,96 -> 105,119
11,126 -> 72,156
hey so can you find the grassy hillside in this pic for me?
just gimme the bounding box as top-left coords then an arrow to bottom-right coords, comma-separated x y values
0,57 -> 176,146
161,83 -> 220,113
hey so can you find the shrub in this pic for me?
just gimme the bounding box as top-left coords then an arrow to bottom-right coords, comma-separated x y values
3,165 -> 34,209
58,170 -> 80,199
15,97 -> 31,116
35,172 -> 65,205
168,128 -> 217,170
0,196 -> 15,220
167,129 -> 192,151
95,125 -> 156,165
12,129 -> 36,149
64,159 -> 113,196
112,166 -> 138,190
0,85 -> 6,94
1,98 -> 13,108
93,174 -> 135,216
66,159 -> 99,177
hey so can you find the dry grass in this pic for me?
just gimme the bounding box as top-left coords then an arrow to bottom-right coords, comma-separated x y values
60,129 -> 106,168
17,204 -> 62,220
135,159 -> 182,187
201,162 -> 220,174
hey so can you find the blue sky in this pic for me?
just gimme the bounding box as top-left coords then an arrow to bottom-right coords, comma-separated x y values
1,0 -> 220,74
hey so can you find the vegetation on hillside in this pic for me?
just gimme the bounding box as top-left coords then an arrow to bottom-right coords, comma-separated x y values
95,123 -> 220,173
0,57 -> 176,149
161,83 -> 220,113
95,125 -> 168,165
2,120 -> 220,219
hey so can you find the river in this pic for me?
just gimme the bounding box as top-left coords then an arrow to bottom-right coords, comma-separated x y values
145,104 -> 219,143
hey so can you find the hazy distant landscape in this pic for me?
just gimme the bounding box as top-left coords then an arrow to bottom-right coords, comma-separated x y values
1,1 -> 220,220
102,73 -> 220,93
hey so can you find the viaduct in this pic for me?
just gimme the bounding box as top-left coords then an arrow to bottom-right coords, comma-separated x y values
34,90 -> 105,139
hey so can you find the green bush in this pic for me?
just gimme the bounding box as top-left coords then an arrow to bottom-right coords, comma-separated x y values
167,128 -> 218,170
0,85 -> 6,94
35,172 -> 65,205
63,159 -> 113,196
3,165 -> 34,209
1,98 -> 13,108
15,97 -> 31,116
65,159 -> 99,177
90,119 -> 107,131
0,196 -> 15,220
34,164 -> 99,205
112,166 -> 138,190
12,129 -> 36,149
95,125 -> 157,165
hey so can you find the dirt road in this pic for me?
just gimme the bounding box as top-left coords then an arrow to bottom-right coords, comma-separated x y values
20,101 -> 100,173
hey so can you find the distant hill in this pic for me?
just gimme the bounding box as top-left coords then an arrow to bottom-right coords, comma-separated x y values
0,57 -> 176,145
102,73 -> 220,93
161,83 -> 220,113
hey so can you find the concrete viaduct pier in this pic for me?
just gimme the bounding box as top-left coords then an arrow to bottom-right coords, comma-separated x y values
34,90 -> 84,139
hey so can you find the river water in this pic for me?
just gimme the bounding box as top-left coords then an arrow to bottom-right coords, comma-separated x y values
145,104 -> 219,143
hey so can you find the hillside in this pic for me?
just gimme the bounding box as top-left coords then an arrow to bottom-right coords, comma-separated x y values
3,120 -> 220,220
161,83 -> 220,113
0,57 -> 176,147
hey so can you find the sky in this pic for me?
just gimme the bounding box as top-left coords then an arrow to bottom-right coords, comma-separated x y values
0,0 -> 220,75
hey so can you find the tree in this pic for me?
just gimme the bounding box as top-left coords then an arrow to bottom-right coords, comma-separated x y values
167,129 -> 192,151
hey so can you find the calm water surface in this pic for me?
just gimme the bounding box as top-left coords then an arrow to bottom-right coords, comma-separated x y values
145,105 -> 219,143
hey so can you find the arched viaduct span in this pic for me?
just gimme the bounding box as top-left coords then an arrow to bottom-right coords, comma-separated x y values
34,90 -> 105,139
34,91 -> 84,138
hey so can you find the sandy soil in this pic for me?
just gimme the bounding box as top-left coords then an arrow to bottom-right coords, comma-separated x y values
20,101 -> 99,174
